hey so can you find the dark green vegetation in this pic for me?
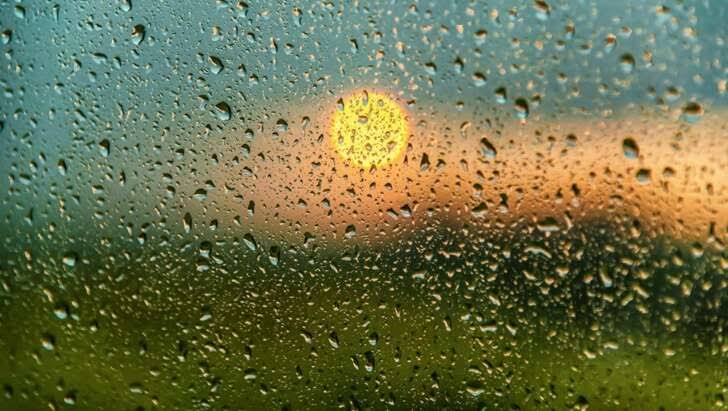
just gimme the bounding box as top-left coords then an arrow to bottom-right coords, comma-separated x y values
1,220 -> 726,410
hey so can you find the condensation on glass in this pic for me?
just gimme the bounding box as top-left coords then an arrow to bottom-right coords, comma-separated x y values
0,1 -> 726,410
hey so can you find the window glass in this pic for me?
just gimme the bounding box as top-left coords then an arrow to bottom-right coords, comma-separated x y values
1,1 -> 726,409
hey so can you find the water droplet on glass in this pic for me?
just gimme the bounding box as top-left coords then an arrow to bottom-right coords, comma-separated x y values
345,225 -> 357,239
619,53 -> 635,74
480,138 -> 497,159
62,252 -> 78,267
208,55 -> 224,74
622,138 -> 639,159
466,381 -> 485,397
472,72 -> 487,87
242,233 -> 257,252
604,34 -> 616,53
514,98 -> 529,120
41,333 -> 55,351
214,102 -> 232,121
99,139 -> 110,157
494,87 -> 507,104
276,119 -> 288,133
131,24 -> 145,45
681,102 -> 703,123
53,303 -> 69,320
636,168 -> 651,184
193,189 -> 208,201
0,30 -> 11,45
533,0 -> 551,20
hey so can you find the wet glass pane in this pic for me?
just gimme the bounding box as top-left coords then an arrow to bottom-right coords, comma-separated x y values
1,1 -> 726,409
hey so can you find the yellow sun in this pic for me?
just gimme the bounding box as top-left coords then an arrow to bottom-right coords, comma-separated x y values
330,90 -> 408,168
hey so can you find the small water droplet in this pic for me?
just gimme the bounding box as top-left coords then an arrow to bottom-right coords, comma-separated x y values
208,55 -> 224,74
636,168 -> 651,184
57,159 -> 67,175
420,153 -> 430,171
472,72 -> 487,87
466,381 -> 485,397
183,212 -> 192,233
494,87 -> 507,104
14,6 -> 26,19
41,333 -> 55,351
533,0 -> 551,20
53,303 -> 69,320
424,62 -> 437,75
622,138 -> 639,159
242,233 -> 257,252
681,102 -> 703,123
276,119 -> 288,132
131,24 -> 145,45
99,139 -> 110,157
604,34 -> 616,53
244,368 -> 257,381
480,138 -> 497,159
214,102 -> 231,121
619,53 -> 635,74
268,246 -> 280,266
345,225 -> 357,239
665,86 -> 681,102
193,189 -> 208,201
514,98 -> 529,120
62,252 -> 78,267
0,30 -> 11,45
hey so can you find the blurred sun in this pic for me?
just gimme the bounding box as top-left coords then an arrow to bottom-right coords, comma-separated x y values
330,90 -> 408,168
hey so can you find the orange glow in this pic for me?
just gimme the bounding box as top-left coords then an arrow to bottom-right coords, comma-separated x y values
210,96 -> 727,249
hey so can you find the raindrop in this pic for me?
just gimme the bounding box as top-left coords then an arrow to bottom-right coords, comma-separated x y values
53,303 -> 69,320
622,138 -> 639,159
41,335 -> 55,351
619,53 -> 635,74
480,138 -> 497,159
364,351 -> 375,372
345,225 -> 357,239
636,168 -> 651,184
62,252 -> 78,267
533,0 -> 551,20
182,213 -> 192,233
14,5 -> 25,19
604,34 -> 616,53
214,102 -> 232,121
63,391 -> 77,405
472,72 -> 487,87
665,86 -> 681,102
57,159 -> 67,175
208,56 -> 224,74
276,119 -> 289,133
99,139 -> 110,157
242,233 -> 257,252
424,62 -> 437,75
494,87 -> 507,104
420,153 -> 430,171
681,102 -> 703,123
120,0 -> 132,12
268,246 -> 280,266
466,381 -> 485,397
328,332 -> 340,349
514,98 -> 529,120
234,1 -> 249,17
193,189 -> 208,201
0,30 -> 11,45
131,24 -> 145,45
